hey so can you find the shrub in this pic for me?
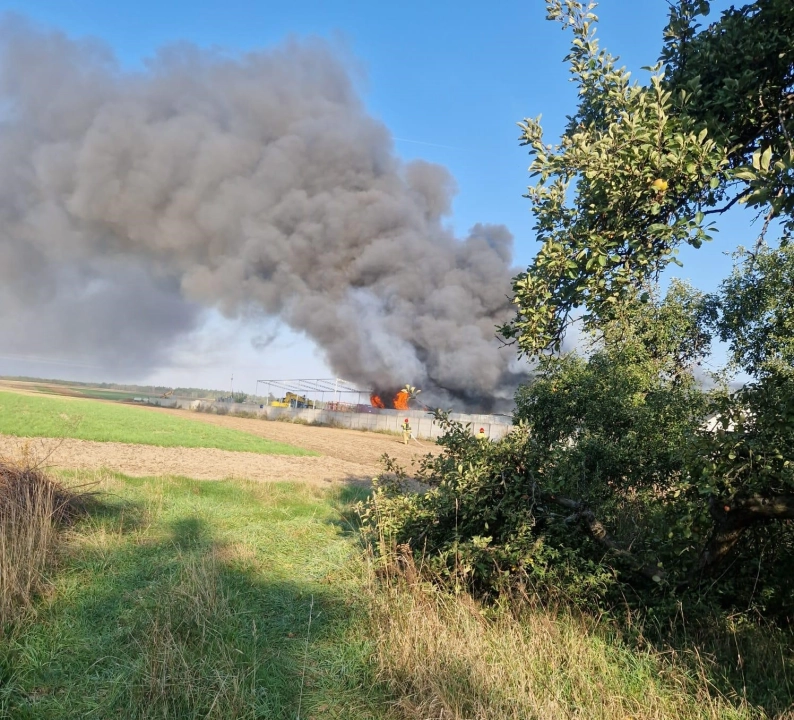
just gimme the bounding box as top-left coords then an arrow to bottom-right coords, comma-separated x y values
363,304 -> 794,622
0,458 -> 89,626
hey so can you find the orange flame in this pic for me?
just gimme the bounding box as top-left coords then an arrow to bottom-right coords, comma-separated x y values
370,393 -> 385,409
393,390 -> 410,410
371,389 -> 410,410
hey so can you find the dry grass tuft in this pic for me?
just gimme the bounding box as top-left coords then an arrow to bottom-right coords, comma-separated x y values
0,455 -> 92,626
365,546 -> 754,720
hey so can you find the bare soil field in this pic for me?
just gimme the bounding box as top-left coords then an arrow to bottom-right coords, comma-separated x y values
147,405 -> 435,467
0,404 -> 434,484
0,434 -> 380,485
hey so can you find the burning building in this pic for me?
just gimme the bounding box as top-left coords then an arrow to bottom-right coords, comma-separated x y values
370,389 -> 410,410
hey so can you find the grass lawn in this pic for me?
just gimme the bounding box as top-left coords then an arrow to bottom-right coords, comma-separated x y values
1,466 -> 788,719
0,473 -> 388,719
0,391 -> 314,455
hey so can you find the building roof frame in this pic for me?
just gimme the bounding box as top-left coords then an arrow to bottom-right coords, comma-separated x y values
254,378 -> 369,396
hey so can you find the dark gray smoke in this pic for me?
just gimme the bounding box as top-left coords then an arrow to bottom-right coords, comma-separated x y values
0,16 -> 524,409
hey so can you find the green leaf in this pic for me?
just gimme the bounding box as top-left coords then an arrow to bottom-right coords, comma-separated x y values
760,146 -> 773,172
733,168 -> 757,181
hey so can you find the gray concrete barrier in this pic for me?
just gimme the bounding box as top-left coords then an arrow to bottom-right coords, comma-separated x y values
138,396 -> 513,440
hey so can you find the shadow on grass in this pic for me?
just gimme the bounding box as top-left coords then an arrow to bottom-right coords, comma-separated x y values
0,497 -> 388,720
170,515 -> 209,549
639,608 -> 794,717
326,481 -> 372,538
77,495 -> 149,535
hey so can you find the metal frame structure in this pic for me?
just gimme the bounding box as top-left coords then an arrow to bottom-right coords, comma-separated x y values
254,378 -> 370,408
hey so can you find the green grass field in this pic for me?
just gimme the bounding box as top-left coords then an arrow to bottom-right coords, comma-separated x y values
1,387 -> 788,719
1,467 -> 788,719
0,473 -> 387,719
0,391 -> 314,455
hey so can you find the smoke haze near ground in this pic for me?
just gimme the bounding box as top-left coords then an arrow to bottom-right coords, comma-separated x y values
0,16 -> 525,409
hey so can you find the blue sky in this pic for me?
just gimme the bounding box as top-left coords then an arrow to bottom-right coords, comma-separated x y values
0,0 -> 748,392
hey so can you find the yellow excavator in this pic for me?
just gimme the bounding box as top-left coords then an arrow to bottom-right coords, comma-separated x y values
285,392 -> 308,407
271,391 -> 308,408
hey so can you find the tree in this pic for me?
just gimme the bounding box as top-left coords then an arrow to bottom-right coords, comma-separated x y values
499,0 -> 793,355
503,0 -> 794,598
715,244 -> 794,376
365,0 -> 794,618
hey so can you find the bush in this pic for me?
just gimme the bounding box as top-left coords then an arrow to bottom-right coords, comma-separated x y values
0,458 -> 89,626
230,410 -> 258,419
363,344 -> 794,622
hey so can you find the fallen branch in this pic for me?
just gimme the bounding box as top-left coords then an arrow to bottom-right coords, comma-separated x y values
540,491 -> 666,582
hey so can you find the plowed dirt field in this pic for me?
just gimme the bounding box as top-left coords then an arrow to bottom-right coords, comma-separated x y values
0,405 -> 435,484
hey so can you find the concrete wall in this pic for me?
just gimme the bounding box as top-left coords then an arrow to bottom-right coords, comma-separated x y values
142,396 -> 512,440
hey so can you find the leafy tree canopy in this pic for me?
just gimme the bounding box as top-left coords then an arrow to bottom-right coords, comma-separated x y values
500,0 -> 794,356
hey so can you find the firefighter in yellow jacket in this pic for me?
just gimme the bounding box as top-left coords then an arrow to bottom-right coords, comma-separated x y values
401,418 -> 411,445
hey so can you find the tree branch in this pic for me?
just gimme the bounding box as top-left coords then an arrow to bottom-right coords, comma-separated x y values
540,490 -> 794,584
751,187 -> 785,259
697,494 -> 794,574
780,102 -> 793,157
540,491 -> 666,581
702,190 -> 751,216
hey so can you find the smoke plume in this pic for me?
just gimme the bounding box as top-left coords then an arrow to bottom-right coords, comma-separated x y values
0,17 -> 524,409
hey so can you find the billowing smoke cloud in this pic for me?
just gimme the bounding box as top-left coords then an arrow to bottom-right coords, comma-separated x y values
0,16 -> 524,409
